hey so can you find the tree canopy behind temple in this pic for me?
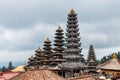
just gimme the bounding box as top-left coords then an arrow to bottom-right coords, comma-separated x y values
100,52 -> 120,64
8,61 -> 14,71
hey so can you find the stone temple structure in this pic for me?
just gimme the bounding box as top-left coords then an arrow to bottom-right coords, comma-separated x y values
26,47 -> 43,70
87,45 -> 97,73
51,26 -> 65,67
34,47 -> 43,67
59,9 -> 86,78
42,38 -> 53,68
27,55 -> 35,67
26,9 -> 87,78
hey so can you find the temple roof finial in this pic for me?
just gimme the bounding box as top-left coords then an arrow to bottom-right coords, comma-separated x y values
112,53 -> 117,59
70,8 -> 75,14
35,46 -> 42,52
58,25 -> 61,29
31,55 -> 34,58
45,37 -> 51,42
29,55 -> 34,60
57,25 -> 62,30
46,37 -> 49,41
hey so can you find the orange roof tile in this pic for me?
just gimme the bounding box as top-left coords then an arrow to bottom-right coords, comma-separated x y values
0,72 -> 20,80
10,69 -> 65,80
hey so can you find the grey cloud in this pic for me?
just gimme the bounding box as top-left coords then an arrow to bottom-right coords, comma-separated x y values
80,18 -> 120,49
0,23 -> 59,51
0,0 -> 119,29
0,0 -> 120,66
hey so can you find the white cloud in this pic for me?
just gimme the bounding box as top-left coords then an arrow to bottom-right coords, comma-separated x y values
0,50 -> 33,67
3,30 -> 13,40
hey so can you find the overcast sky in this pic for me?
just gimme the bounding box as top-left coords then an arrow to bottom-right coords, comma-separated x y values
0,0 -> 120,67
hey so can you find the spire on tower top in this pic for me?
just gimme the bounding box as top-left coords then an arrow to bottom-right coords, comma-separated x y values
29,55 -> 34,60
45,37 -> 50,42
35,47 -> 42,52
70,8 -> 75,14
58,25 -> 61,29
47,37 -> 49,40
57,25 -> 62,30
112,53 -> 117,59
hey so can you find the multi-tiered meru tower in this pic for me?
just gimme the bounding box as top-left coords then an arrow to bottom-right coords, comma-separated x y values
34,47 -> 43,67
87,45 -> 97,73
52,26 -> 65,66
42,38 -> 53,68
49,26 -> 65,74
59,9 -> 86,78
25,47 -> 43,70
27,55 -> 36,68
25,9 -> 89,78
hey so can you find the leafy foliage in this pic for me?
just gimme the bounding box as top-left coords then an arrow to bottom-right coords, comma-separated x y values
8,61 -> 14,71
100,52 -> 120,64
2,66 -> 6,72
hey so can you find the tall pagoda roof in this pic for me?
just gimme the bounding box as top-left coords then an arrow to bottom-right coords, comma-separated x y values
98,53 -> 120,70
59,9 -> 86,74
10,69 -> 65,80
87,45 -> 97,67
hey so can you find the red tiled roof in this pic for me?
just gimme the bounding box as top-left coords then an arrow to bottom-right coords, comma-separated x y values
0,72 -> 20,80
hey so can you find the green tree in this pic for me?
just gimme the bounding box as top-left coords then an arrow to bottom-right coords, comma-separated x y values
117,52 -> 120,59
96,60 -> 100,65
8,61 -> 13,71
107,54 -> 112,60
100,56 -> 108,64
2,66 -> 6,72
100,52 -> 120,64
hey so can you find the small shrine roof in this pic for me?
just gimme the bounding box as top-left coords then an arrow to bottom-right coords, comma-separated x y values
98,59 -> 120,70
11,65 -> 25,72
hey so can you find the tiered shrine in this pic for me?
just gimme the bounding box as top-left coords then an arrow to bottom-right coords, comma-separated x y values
59,9 -> 86,78
52,26 -> 65,66
42,38 -> 53,68
87,45 -> 97,73
25,9 -> 98,79
49,26 -> 65,73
